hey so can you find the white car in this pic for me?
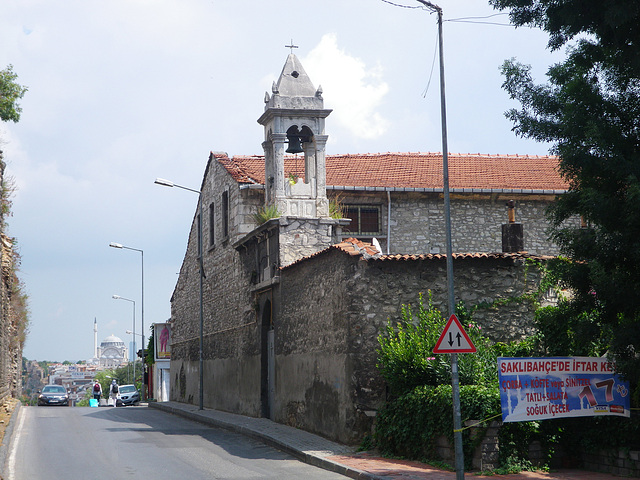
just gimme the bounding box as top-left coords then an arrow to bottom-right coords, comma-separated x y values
115,384 -> 140,406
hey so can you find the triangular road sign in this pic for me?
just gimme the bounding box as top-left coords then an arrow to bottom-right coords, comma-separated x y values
433,314 -> 476,353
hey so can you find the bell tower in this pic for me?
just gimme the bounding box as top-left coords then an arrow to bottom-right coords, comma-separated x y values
257,53 -> 332,218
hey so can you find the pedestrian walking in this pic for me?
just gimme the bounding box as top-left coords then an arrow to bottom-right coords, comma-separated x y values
109,379 -> 119,406
92,381 -> 102,402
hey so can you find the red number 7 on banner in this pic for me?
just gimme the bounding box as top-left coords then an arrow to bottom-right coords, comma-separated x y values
578,379 -> 615,407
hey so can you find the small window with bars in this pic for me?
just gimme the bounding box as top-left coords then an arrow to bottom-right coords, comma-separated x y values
343,205 -> 381,236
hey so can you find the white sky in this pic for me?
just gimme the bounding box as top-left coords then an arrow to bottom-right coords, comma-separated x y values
0,0 -> 563,362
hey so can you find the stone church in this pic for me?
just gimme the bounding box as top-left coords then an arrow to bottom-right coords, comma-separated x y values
168,53 -> 573,444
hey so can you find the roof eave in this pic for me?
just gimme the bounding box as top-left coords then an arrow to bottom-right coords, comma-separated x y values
325,185 -> 567,195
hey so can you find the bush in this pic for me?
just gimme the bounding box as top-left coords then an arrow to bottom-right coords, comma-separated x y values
375,384 -> 500,468
376,293 -> 502,396
374,292 -> 640,472
374,292 -> 545,471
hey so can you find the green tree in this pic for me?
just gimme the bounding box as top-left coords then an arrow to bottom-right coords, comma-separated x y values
0,65 -> 28,123
490,0 -> 640,387
145,330 -> 154,365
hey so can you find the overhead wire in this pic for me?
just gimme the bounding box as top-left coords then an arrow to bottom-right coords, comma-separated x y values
379,1 -> 514,96
421,27 -> 439,98
446,12 -> 512,27
379,0 -> 424,9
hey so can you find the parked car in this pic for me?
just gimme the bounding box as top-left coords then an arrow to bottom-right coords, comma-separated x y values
37,385 -> 69,406
116,384 -> 140,406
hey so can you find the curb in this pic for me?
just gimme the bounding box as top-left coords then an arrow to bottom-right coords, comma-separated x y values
0,401 -> 21,479
149,402 -> 385,480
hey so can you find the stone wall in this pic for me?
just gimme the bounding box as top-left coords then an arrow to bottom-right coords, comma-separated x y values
436,424 -> 640,476
170,157 -> 262,413
435,421 -> 501,471
330,191 -> 577,256
278,216 -> 347,266
0,155 -> 21,405
582,449 -> 640,477
275,247 -> 546,444
275,249 -> 356,441
0,234 -> 9,403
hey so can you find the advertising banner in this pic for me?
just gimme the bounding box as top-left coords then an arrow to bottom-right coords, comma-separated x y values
154,323 -> 171,361
498,357 -> 630,422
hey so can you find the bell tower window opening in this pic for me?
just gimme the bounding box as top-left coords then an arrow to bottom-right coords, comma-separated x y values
285,125 -> 313,184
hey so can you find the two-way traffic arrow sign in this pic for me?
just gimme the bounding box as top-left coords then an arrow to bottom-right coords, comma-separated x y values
433,314 -> 476,353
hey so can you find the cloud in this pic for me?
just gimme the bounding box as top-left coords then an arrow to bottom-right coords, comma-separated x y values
303,34 -> 389,140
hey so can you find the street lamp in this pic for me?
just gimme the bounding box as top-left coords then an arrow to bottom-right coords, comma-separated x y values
113,295 -> 135,385
126,329 -> 145,384
109,242 -> 145,400
415,3 -> 463,479
155,177 -> 204,410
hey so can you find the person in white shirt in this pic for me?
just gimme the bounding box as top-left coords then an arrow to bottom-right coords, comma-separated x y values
109,380 -> 119,406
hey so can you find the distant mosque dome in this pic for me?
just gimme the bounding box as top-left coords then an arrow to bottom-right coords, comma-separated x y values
101,334 -> 125,347
96,333 -> 128,367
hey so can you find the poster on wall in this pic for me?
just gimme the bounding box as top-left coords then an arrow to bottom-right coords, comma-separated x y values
498,357 -> 630,423
154,323 -> 171,361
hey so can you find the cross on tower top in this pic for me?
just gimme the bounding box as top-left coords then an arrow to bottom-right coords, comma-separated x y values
285,40 -> 298,54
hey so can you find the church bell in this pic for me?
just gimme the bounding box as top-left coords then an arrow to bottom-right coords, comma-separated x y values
285,134 -> 304,154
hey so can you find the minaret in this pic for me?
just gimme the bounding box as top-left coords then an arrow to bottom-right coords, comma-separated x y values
93,318 -> 98,358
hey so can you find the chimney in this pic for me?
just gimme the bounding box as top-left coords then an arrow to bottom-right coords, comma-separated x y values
502,200 -> 524,252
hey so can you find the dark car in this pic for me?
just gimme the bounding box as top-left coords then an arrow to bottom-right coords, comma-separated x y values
38,385 -> 69,406
116,384 -> 140,406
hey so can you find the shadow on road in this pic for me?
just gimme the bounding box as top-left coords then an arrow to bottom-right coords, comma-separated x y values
81,406 -> 293,462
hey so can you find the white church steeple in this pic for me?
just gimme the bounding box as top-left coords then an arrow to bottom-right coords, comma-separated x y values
258,53 -> 332,218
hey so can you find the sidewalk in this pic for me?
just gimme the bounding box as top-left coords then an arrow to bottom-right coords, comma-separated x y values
149,402 -> 627,480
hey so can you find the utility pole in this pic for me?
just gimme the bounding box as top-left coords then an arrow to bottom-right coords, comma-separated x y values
416,2 -> 465,478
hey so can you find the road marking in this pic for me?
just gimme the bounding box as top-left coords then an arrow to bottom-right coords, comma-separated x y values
6,406 -> 26,480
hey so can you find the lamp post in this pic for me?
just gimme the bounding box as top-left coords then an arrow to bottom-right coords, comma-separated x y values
415,2 -> 463,479
109,242 -> 145,400
112,295 -> 135,385
126,329 -> 144,385
154,177 -> 204,410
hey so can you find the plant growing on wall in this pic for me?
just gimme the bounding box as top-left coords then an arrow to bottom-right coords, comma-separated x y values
252,203 -> 280,226
329,194 -> 345,220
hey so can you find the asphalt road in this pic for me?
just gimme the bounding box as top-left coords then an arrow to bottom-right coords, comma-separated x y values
5,405 -> 348,480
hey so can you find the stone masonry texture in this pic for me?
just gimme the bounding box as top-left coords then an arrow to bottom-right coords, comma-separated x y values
169,154 -> 556,444
0,154 -> 22,405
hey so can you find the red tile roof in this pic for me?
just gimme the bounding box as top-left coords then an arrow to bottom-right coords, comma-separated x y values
214,152 -> 568,192
281,238 -> 553,270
